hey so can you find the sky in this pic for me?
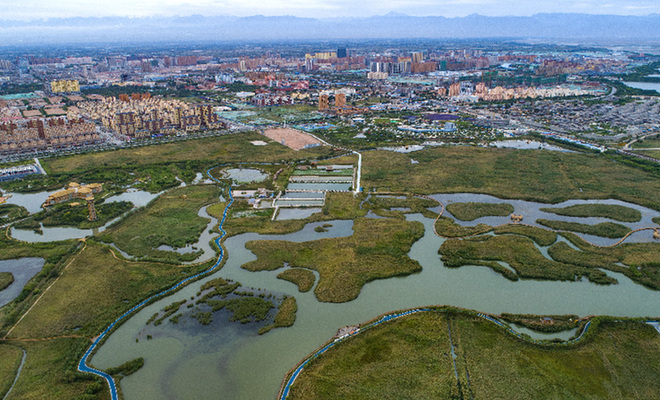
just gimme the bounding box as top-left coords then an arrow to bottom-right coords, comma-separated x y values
2,0 -> 659,20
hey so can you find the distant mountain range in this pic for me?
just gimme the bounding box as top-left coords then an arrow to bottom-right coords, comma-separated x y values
2,13 -> 660,45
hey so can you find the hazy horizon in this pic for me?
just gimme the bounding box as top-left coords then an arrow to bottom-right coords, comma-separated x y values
3,0 -> 660,21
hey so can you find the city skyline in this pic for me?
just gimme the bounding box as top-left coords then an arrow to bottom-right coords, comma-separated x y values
2,0 -> 660,20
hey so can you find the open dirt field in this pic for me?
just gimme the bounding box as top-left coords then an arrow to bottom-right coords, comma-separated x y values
263,128 -> 322,151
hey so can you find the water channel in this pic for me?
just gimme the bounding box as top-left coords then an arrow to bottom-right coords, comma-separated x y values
91,193 -> 660,400
7,189 -> 160,243
0,258 -> 45,307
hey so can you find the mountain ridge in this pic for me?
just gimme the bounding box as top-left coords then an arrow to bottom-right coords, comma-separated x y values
2,13 -> 660,44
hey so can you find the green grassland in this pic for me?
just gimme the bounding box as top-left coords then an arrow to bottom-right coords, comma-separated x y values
259,296 -> 298,335
362,147 -> 660,211
287,311 -> 452,400
1,124 -> 660,400
492,224 -> 558,247
277,268 -> 316,292
654,217 -> 660,225
537,219 -> 631,238
631,137 -> 660,149
364,195 -> 438,219
439,224 -> 660,290
435,216 -> 492,237
640,150 -> 660,159
1,132 -> 338,195
0,272 -> 14,291
239,104 -> 319,124
1,338 -> 109,400
0,204 -> 29,224
44,132 -> 335,174
440,235 -> 616,284
287,310 -> 660,400
558,233 -> 660,290
0,343 -> 23,398
499,313 -> 580,333
0,240 -> 80,337
539,204 -> 642,222
242,217 -> 425,303
16,201 -> 133,231
446,202 -> 514,221
6,243 -> 208,339
102,185 -> 220,263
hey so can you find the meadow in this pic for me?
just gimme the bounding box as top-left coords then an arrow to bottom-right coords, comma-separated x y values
286,310 -> 660,400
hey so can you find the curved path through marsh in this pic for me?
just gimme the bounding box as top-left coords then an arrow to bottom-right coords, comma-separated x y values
278,307 -> 594,399
77,169 -> 233,400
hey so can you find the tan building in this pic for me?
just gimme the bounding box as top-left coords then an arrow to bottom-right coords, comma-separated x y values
43,182 -> 103,207
335,93 -> 346,108
318,94 -> 329,110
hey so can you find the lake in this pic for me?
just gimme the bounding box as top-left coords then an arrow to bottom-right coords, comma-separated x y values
623,81 -> 660,93
91,194 -> 660,400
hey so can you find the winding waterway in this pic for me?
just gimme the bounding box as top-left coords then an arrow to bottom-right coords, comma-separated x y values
0,258 -> 45,307
90,194 -> 660,400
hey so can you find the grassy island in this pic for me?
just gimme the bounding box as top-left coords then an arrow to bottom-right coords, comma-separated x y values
277,268 -> 316,292
539,204 -> 642,223
537,219 -> 631,239
285,310 -> 660,400
446,202 -> 514,221
242,217 -> 425,303
102,185 -> 221,263
440,235 -> 616,284
259,296 -> 297,335
434,215 -> 492,237
0,272 -> 14,291
0,204 -> 29,224
492,224 -> 558,246
15,201 -> 133,230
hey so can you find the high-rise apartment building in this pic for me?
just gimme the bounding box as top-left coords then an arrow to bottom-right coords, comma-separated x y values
318,94 -> 329,110
335,93 -> 346,108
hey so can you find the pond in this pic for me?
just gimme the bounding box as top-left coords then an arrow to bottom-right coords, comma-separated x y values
223,168 -> 269,184
92,194 -> 660,400
273,200 -> 325,207
623,81 -> 660,94
287,183 -> 351,192
276,208 -> 322,220
490,140 -> 571,152
281,191 -> 325,199
0,258 -> 45,307
379,145 -> 425,153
